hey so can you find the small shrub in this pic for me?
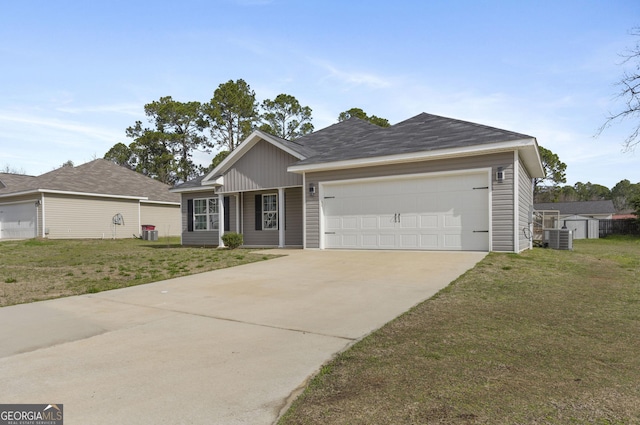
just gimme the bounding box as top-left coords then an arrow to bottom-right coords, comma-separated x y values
221,232 -> 243,250
5,277 -> 17,283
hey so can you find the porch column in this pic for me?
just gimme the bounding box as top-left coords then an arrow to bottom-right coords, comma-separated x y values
235,193 -> 241,233
278,187 -> 285,248
218,195 -> 225,247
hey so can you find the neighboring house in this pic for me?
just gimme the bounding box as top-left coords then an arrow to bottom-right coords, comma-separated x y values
0,159 -> 181,240
171,113 -> 545,252
534,200 -> 617,239
534,200 -> 616,220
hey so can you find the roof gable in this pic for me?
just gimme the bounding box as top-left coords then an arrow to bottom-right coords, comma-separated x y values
199,130 -> 312,186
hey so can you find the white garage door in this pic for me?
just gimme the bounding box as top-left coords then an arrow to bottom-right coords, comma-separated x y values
0,202 -> 37,239
322,172 -> 490,251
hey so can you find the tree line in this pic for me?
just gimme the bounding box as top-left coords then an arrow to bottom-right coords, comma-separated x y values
104,78 -> 388,185
535,146 -> 639,213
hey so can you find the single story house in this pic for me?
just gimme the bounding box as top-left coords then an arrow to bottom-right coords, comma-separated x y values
171,113 -> 544,252
534,200 -> 617,239
0,159 -> 181,240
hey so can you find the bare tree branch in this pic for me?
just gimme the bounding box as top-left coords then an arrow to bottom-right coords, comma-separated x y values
598,27 -> 640,151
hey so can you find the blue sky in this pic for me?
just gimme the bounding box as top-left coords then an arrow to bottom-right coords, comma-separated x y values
1,0 -> 638,188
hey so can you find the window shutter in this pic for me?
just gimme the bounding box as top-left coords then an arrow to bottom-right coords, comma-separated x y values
224,196 -> 230,232
187,199 -> 194,232
255,194 -> 262,231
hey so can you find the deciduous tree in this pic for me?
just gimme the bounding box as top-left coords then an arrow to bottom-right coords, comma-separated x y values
598,27 -> 640,151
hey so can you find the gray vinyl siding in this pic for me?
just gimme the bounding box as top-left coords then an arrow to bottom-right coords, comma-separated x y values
304,152 -> 515,251
140,203 -> 181,237
285,187 -> 303,246
180,191 -> 218,246
242,190 -> 279,246
221,140 -> 303,192
44,194 -> 140,239
492,162 -> 514,252
517,159 -> 534,252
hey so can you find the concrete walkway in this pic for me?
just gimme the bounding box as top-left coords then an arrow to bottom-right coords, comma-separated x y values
0,250 -> 486,425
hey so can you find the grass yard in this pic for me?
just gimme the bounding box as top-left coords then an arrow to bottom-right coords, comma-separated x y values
279,236 -> 640,425
0,237 -> 277,307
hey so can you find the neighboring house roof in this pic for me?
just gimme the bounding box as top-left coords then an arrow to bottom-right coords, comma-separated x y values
612,213 -> 638,219
534,200 -> 616,215
176,112 -> 545,191
0,159 -> 179,203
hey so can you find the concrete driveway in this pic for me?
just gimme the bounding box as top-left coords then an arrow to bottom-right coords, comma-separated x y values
0,250 -> 485,424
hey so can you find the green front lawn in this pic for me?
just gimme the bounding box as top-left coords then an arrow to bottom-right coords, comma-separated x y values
279,236 -> 640,424
0,237 -> 276,307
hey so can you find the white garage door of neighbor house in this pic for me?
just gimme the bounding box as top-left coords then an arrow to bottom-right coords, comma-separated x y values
322,172 -> 490,251
0,203 -> 37,239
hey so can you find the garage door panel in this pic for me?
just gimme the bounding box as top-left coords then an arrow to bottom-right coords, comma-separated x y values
379,234 -> 395,248
443,214 -> 462,228
323,172 -> 489,251
399,214 -> 418,229
443,234 -> 462,249
420,234 -> 439,248
379,214 -> 396,229
326,217 -> 341,231
400,234 -> 418,248
361,216 -> 378,229
420,214 -> 439,228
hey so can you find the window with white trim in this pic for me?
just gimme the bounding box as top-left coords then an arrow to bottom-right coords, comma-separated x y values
262,193 -> 278,230
194,198 -> 219,231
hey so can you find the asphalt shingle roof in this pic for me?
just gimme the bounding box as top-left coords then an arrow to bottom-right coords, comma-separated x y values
0,159 -> 179,203
294,112 -> 534,165
534,200 -> 616,215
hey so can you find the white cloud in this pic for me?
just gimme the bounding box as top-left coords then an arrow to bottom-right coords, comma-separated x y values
55,102 -> 143,117
312,59 -> 394,89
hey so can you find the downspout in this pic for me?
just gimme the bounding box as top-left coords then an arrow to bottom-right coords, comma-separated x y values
278,187 -> 285,248
302,173 -> 307,249
41,193 -> 46,238
218,193 -> 226,247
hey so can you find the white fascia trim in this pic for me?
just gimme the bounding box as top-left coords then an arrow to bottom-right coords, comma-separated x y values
288,138 -> 538,174
202,130 -> 306,184
170,185 -> 219,194
1,189 -> 147,201
0,197 -> 40,205
201,175 -> 224,187
215,184 -> 302,195
38,189 -> 147,200
0,189 -> 40,199
140,200 -> 181,206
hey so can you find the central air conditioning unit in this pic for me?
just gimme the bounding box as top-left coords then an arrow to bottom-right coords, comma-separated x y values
543,228 -> 573,250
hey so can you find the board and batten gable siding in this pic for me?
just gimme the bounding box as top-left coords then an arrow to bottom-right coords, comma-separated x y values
44,194 -> 139,239
304,152 -> 516,251
517,156 -> 534,252
221,140 -> 303,192
140,203 -> 181,237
